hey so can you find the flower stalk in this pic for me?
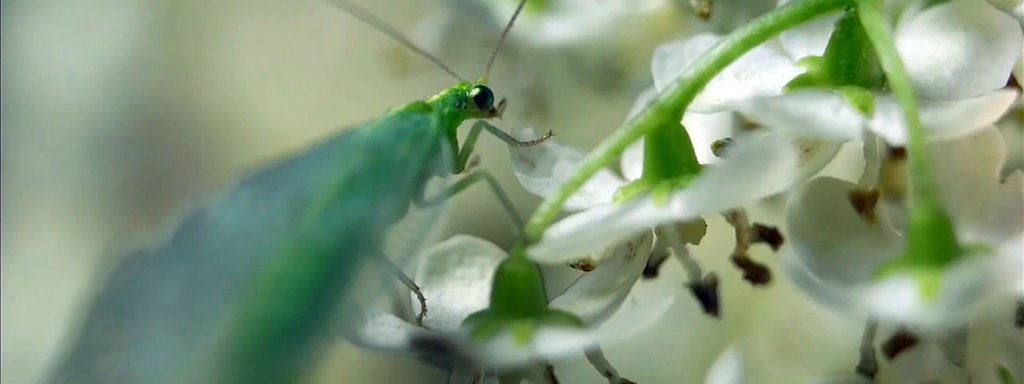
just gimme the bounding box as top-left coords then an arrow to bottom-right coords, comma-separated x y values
856,0 -> 962,294
523,0 -> 856,242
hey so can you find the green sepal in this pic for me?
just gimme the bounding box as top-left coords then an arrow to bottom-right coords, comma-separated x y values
997,364 -> 1019,384
836,86 -> 876,116
614,118 -> 702,205
614,174 -> 700,205
490,252 -> 549,316
461,247 -> 584,344
784,9 -> 886,114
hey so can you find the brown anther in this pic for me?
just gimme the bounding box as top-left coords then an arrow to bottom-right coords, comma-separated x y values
695,0 -> 712,19
848,188 -> 881,224
879,146 -> 909,200
643,250 -> 671,278
888,146 -> 907,159
568,259 -> 596,272
687,273 -> 721,317
751,223 -> 785,251
731,254 -> 772,286
882,329 -> 919,360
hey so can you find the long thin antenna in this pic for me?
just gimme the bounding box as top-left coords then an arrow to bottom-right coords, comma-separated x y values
327,0 -> 466,82
484,0 -> 527,79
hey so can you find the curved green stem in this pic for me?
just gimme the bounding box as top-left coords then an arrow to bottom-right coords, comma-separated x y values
858,0 -> 960,294
523,0 -> 855,242
855,0 -> 934,201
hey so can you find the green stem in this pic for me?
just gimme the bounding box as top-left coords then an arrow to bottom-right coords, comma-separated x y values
855,0 -> 935,203
858,0 -> 960,292
523,0 -> 855,242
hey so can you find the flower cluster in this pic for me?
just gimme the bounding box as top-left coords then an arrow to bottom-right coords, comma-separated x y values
415,0 -> 1023,381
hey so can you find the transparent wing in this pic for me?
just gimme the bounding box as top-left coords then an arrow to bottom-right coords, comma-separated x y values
344,142 -> 454,320
51,110 -> 452,383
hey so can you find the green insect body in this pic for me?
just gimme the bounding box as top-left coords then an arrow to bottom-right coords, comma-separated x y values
217,82 -> 503,383
51,82 -> 504,384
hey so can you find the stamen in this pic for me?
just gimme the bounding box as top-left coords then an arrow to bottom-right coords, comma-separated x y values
586,348 -> 637,384
731,255 -> 772,286
848,188 -> 881,224
750,223 -> 784,251
658,224 -> 719,316
643,248 -> 670,278
724,209 -> 773,286
878,145 -> 909,201
687,273 -> 721,317
882,328 -> 919,360
855,319 -> 879,379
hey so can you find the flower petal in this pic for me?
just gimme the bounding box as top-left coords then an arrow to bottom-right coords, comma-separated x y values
509,126 -> 627,210
415,235 -> 504,331
880,331 -> 970,383
652,33 -> 802,112
621,88 -> 658,181
786,177 -> 904,283
896,0 -> 1023,99
733,90 -> 866,141
531,134 -> 797,262
793,139 -> 843,181
784,175 -> 1022,328
777,11 -> 839,61
685,111 -> 739,165
342,306 -> 435,355
621,140 -> 646,181
704,346 -> 744,384
927,127 -> 1024,244
868,90 -> 1019,145
548,231 -> 654,324
966,298 -> 1024,382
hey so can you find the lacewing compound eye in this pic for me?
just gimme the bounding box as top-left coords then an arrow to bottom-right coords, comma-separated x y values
470,85 -> 495,111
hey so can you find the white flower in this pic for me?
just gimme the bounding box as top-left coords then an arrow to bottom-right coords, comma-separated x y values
781,127 -> 1024,328
507,114 -> 797,263
803,297 -> 1022,384
651,0 -> 1021,147
703,345 -> 745,384
436,0 -> 674,48
345,233 -> 679,377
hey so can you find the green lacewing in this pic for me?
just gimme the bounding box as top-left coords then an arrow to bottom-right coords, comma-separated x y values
50,1 -> 544,383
